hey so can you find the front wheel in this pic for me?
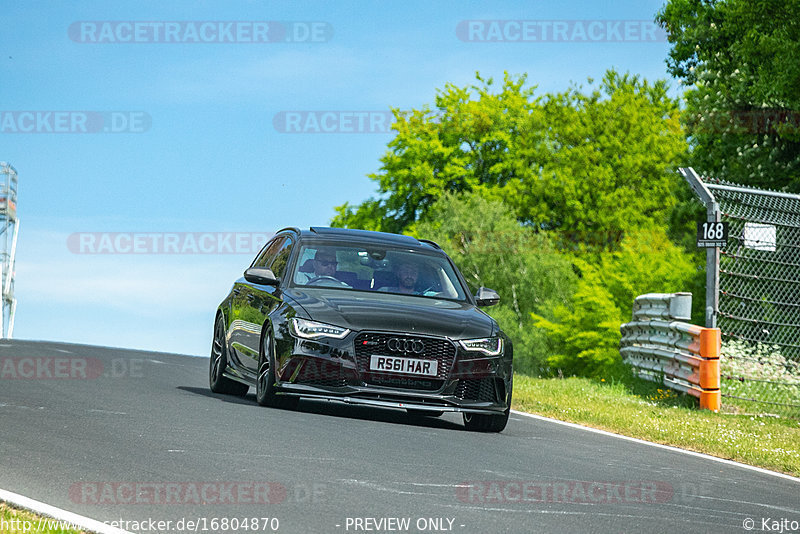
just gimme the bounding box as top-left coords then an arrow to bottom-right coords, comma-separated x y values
463,377 -> 512,432
209,315 -> 249,396
256,332 -> 298,409
462,410 -> 509,432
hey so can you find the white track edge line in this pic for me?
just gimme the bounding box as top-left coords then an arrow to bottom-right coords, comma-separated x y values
0,488 -> 133,534
511,410 -> 800,483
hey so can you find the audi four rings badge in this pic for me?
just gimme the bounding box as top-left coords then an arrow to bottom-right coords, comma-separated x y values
386,338 -> 425,353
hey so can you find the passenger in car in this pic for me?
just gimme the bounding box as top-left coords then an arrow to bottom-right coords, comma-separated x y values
379,261 -> 419,294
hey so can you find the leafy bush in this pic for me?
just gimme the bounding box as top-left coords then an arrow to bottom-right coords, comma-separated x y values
533,228 -> 697,377
594,227 -> 700,320
532,264 -> 623,377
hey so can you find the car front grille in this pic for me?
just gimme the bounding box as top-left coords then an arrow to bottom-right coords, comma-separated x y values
289,358 -> 353,388
353,332 -> 456,391
293,374 -> 349,388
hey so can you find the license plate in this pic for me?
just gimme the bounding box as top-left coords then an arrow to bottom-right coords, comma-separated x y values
369,355 -> 438,377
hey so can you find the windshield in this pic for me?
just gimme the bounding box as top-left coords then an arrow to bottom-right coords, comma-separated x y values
291,243 -> 469,301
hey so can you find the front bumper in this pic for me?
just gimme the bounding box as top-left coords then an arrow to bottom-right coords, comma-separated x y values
273,329 -> 512,414
278,384 -> 507,414
280,383 -> 508,414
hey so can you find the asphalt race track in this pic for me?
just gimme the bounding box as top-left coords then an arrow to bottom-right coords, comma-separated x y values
1,340 -> 798,534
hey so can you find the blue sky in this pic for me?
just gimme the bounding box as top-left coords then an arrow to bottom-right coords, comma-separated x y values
1,0 -> 676,356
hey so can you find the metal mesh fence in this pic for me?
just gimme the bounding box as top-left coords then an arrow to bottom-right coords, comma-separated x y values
705,178 -> 800,418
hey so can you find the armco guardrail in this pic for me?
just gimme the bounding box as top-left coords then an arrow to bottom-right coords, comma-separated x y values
620,293 -> 721,411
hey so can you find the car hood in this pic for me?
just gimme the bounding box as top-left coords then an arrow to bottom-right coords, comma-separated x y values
284,288 -> 496,339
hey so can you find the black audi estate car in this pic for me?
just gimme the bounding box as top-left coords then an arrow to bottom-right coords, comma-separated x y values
209,227 -> 513,432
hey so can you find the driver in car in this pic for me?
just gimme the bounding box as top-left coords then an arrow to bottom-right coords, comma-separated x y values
296,249 -> 340,284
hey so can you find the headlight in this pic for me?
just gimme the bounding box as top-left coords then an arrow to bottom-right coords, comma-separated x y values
291,318 -> 350,340
459,337 -> 503,357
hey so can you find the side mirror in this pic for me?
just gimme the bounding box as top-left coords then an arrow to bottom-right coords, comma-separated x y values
475,287 -> 500,307
244,267 -> 279,286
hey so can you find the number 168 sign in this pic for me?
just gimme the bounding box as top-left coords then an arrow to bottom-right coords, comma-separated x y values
696,221 -> 729,248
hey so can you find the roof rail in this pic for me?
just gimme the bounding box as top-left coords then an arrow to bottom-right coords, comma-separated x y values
306,226 -> 438,248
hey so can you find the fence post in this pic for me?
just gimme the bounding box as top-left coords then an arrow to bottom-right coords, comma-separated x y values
680,167 -> 720,328
699,328 -> 721,411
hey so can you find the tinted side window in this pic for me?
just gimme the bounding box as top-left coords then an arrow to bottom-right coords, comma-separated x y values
252,236 -> 286,268
268,237 -> 294,279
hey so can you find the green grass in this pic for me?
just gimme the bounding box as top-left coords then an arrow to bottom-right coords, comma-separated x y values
512,373 -> 800,477
0,502 -> 86,533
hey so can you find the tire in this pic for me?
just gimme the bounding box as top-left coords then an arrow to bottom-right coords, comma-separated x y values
463,377 -> 512,432
407,409 -> 444,418
209,315 -> 249,396
256,331 -> 298,410
462,410 -> 509,432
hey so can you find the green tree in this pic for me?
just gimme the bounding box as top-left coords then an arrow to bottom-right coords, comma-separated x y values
657,0 -> 800,191
333,70 -> 687,250
533,228 -> 697,377
506,72 -> 686,244
414,192 -> 576,374
334,73 -> 537,234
